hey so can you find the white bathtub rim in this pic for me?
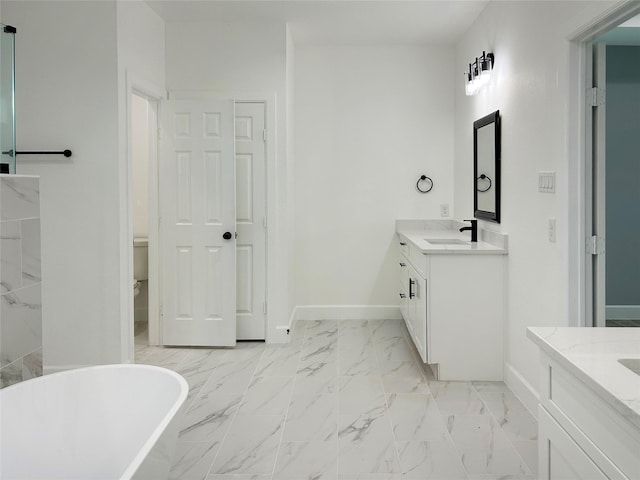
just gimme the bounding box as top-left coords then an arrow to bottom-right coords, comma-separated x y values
1,363 -> 189,480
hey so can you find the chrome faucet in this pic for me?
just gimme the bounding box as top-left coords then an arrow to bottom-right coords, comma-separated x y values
459,219 -> 478,242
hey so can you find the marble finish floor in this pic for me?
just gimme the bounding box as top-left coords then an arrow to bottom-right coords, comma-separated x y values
135,319 -> 537,480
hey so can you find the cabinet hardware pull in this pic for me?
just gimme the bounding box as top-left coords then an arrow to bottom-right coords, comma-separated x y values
399,293 -> 406,298
399,242 -> 407,246
399,262 -> 406,267
409,278 -> 415,299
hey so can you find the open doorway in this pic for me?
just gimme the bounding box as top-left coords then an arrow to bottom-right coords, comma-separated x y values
132,93 -> 151,347
595,20 -> 640,327
572,6 -> 640,328
128,88 -> 161,358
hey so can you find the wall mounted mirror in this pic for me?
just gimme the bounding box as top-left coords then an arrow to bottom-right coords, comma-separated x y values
474,110 -> 501,223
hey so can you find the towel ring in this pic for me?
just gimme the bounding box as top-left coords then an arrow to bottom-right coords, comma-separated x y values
416,175 -> 433,193
477,174 -> 492,192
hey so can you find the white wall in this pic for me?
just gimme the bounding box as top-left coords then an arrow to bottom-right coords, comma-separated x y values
131,94 -> 149,239
4,0 -> 121,369
165,20 -> 292,338
454,0 -> 617,399
294,45 -> 454,307
286,26 -> 296,321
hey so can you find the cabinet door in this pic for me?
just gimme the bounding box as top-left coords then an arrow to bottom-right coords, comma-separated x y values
398,254 -> 410,325
412,271 -> 428,363
538,406 -> 610,480
408,263 -> 427,363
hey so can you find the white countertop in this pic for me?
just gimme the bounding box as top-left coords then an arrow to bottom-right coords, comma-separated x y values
396,219 -> 507,255
527,327 -> 640,429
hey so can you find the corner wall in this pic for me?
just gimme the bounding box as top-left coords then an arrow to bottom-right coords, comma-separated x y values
454,0 -> 618,405
0,175 -> 42,387
3,0 -> 166,370
4,0 -> 121,370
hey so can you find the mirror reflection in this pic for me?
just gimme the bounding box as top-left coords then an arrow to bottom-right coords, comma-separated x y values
474,110 -> 501,223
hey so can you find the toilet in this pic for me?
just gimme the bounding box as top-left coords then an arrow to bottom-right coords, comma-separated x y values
133,237 -> 148,297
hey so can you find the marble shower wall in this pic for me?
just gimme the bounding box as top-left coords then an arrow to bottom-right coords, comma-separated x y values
0,175 -> 42,388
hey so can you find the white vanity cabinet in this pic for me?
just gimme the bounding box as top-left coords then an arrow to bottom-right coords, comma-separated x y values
536,352 -> 639,480
528,328 -> 640,480
397,233 -> 505,381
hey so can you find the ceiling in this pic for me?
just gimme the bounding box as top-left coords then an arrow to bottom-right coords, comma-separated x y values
145,0 -> 489,45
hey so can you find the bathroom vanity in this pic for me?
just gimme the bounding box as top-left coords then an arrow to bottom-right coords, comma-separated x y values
396,219 -> 507,381
528,327 -> 640,480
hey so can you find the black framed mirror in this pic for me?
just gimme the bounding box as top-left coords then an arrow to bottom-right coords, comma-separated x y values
474,110 -> 501,223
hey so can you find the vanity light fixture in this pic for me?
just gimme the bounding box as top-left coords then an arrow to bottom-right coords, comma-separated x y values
465,51 -> 494,96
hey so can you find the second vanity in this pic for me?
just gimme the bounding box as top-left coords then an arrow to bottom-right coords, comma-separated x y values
396,219 -> 507,381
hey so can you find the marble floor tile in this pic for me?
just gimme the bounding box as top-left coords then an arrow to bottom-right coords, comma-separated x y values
472,381 -> 511,393
210,415 -> 284,476
479,391 -> 538,442
466,476 -> 536,480
337,476 -> 404,480
282,393 -> 338,441
299,340 -> 337,370
199,354 -> 261,396
305,320 -> 339,336
338,319 -> 370,334
386,394 -> 448,441
272,441 -> 338,479
373,337 -> 419,377
369,319 -> 405,343
294,359 -> 338,395
170,441 -> 220,480
136,318 -> 539,480
255,345 -> 301,377
208,475 -> 271,479
338,409 -> 400,475
339,376 -> 386,414
381,374 -> 430,394
513,440 -> 538,476
139,347 -> 190,370
238,376 -> 294,415
395,441 -> 467,479
338,340 -> 379,376
179,393 -> 243,443
430,381 -> 488,415
445,415 -> 531,476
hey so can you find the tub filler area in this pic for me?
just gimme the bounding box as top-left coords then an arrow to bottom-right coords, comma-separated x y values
0,364 -> 188,480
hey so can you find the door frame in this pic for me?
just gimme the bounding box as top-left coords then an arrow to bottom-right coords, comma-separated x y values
121,71 -> 166,362
566,1 -> 640,328
155,91 -> 276,344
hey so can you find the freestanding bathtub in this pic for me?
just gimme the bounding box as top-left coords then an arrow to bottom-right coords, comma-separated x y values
0,364 -> 188,480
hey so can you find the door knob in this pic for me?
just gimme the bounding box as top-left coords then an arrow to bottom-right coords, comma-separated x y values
223,231 -> 233,240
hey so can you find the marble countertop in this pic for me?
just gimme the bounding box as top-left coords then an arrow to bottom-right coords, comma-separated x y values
396,219 -> 507,255
527,327 -> 640,429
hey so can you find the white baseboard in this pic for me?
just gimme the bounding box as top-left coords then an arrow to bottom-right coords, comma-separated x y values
504,362 -> 539,419
293,305 -> 402,321
606,305 -> 640,320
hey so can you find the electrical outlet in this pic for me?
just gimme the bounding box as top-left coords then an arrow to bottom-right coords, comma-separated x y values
548,218 -> 557,243
440,204 -> 449,217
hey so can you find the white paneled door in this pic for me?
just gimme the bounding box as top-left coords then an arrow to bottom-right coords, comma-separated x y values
235,102 -> 267,340
160,99 -> 237,346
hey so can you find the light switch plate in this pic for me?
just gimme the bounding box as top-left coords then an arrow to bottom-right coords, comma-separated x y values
548,218 -> 557,243
539,172 -> 556,193
440,204 -> 449,217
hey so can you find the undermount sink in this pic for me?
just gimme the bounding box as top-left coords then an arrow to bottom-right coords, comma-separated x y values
618,358 -> 640,376
424,238 -> 469,245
